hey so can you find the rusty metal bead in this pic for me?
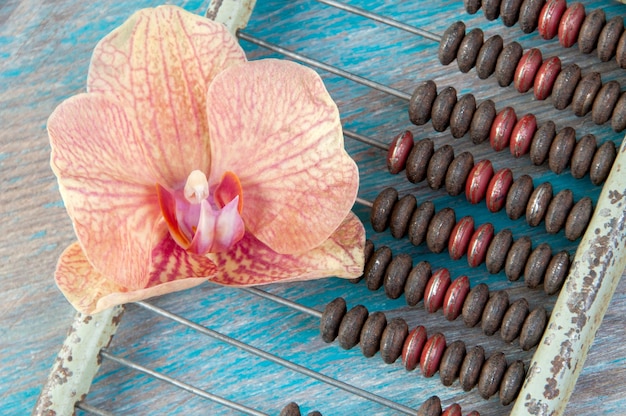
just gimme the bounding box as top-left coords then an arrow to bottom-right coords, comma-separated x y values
337,305 -> 368,350
526,181 -> 552,227
490,107 -> 518,151
417,396 -> 442,416
405,261 -> 432,306
364,246 -> 393,291
424,268 -> 452,313
483,0 -> 501,20
467,223 -> 495,268
427,145 -> 455,190
519,0 -> 545,33
439,340 -> 467,386
613,92 -> 626,132
530,120 -> 556,165
538,0 -> 567,40
448,216 -> 474,260
380,317 -> 409,364
320,297 -> 347,343
466,159 -> 494,204
570,134 -> 597,179
446,151 -> 475,197
565,197 -> 593,241
506,174 -> 534,220
578,8 -> 605,54
463,283 -> 490,327
280,402 -> 301,416
350,239 -> 375,284
371,187 -> 397,232
500,360 -> 526,405
478,352 -> 507,399
501,0 -> 524,26
592,80 -> 621,125
486,168 -> 513,212
442,403 -> 462,416
460,345 -> 485,391
406,138 -> 435,184
552,63 -> 582,110
409,81 -> 438,125
476,35 -> 503,79
544,251 -> 570,295
470,99 -> 497,144
421,332 -> 447,378
387,130 -> 414,174
520,306 -> 548,350
514,48 -> 543,94
403,325 -> 428,371
510,113 -> 538,157
426,208 -> 456,254
384,253 -> 413,299
457,28 -> 484,73
443,275 -> 471,321
558,2 -> 586,48
501,298 -> 530,343
597,15 -> 624,62
545,189 -> 574,234
408,201 -> 436,246
439,22 -> 466,66
432,87 -> 458,132
481,290 -> 510,336
450,94 -> 477,138
496,41 -> 524,87
549,127 -> 576,174
360,311 -> 387,358
486,228 -> 513,274
390,194 -> 417,239
589,140 -> 616,185
534,57 -> 561,101
505,236 -> 532,281
571,71 -> 602,117
524,242 -> 552,288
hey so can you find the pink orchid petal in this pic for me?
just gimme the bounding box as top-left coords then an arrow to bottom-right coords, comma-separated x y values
207,59 -> 359,255
189,197 -> 245,254
156,183 -> 192,249
214,171 -> 244,212
208,212 -> 365,286
87,6 -> 247,186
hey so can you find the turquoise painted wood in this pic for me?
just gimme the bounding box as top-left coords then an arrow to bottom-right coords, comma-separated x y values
2,0 -> 626,415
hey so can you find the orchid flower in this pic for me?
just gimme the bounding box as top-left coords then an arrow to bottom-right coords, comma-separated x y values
48,6 -> 365,315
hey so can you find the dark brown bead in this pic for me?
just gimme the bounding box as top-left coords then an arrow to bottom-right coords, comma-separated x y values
549,127 -> 576,174
612,92 -> 626,132
426,208 -> 456,253
530,120 -> 556,165
506,174 -> 534,220
307,412 -> 322,416
478,352 -> 507,399
446,151 -> 474,196
457,28 -> 484,73
481,290 -> 509,336
501,298 -> 530,343
364,246 -> 393,291
552,63 -> 581,110
505,236 -> 532,281
470,99 -> 497,144
409,81 -> 438,125
544,251 -> 570,295
427,145 -> 455,190
483,0 -> 501,20
476,35 -> 503,79
431,87 -> 457,132
578,8 -> 605,54
572,72 -> 602,117
618,29 -> 626,68
450,94 -> 477,138
406,138 -> 435,184
417,396 -> 442,416
280,402 -> 301,416
520,306 -> 547,350
460,345 -> 485,391
465,0 -> 482,14
439,22 -> 466,66
597,16 -> 624,61
496,41 -> 523,87
380,317 -> 409,364
590,140 -> 616,185
390,194 -> 417,239
526,182 -> 552,227
384,253 -> 413,299
405,261 -> 432,306
500,360 -> 526,405
337,304 -> 368,350
320,297 -> 346,343
519,0 -> 545,33
408,201 -> 435,246
592,80 -> 621,125
524,243 -> 552,288
486,228 -> 513,274
570,134 -> 597,179
439,340 -> 467,386
360,311 -> 387,358
545,189 -> 573,234
565,197 -> 593,241
350,239 -> 375,284
463,283 -> 490,327
371,187 -> 397,232
501,0 -> 524,26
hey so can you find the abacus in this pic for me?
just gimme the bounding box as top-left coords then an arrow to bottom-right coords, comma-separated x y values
34,0 -> 626,415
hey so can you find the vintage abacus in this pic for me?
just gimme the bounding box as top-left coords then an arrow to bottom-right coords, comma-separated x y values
36,1 -> 626,415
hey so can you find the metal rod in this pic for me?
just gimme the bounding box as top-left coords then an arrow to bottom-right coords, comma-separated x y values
74,402 -> 116,416
343,129 -> 389,151
240,287 -> 323,319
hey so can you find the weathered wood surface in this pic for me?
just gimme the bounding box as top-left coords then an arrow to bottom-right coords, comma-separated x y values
1,0 -> 625,415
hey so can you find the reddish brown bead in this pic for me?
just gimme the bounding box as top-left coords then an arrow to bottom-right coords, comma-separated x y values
380,317 -> 409,364
424,268 -> 452,313
320,297 -> 347,343
506,174 -> 534,220
481,290 -> 509,336
387,130 -> 414,174
466,412 -> 481,416
571,71 -> 602,117
439,21 -> 466,66
445,151 -> 475,197
390,194 -> 417,239
592,80 -> 621,125
439,340 -> 466,387
597,16 -> 624,62
371,187 -> 397,232
486,228 -> 513,274
545,189 -> 573,234
402,325 -> 427,371
470,99 -> 497,144
463,283 -> 490,327
466,159 -> 494,204
519,0 -> 545,33
496,41 -> 524,87
476,35 -> 503,79
448,216 -> 474,260
578,8 -> 605,54
520,306 -> 548,350
420,332 -> 447,378
406,138 -> 434,184
408,201 -> 435,246
590,140 -> 616,185
443,275 -> 470,321
467,223 -> 495,268
552,63 -> 581,110
565,197 -> 592,241
544,251 -> 570,295
510,113 -> 537,157
526,182 -> 552,227
457,28 -> 484,73
432,86 -> 457,132
364,246 -> 393,291
570,134 -> 597,179
558,2 -> 586,48
478,352 -> 507,399
530,120 -> 556,165
501,298 -> 530,343
383,253 -> 413,299
427,145 -> 455,190
442,403 -> 462,416
337,304 -> 368,349
490,107 -> 518,151
426,208 -> 456,254
533,56 -> 561,100
514,48 -> 543,93
409,81 -> 438,125
360,311 -> 387,358
417,396 -> 442,416
500,360 -> 526,405
549,127 -> 576,174
538,0 -> 567,40
505,236 -> 532,281
450,94 -> 477,138
460,345 -> 485,391
486,168 -> 513,212
405,261 -> 432,306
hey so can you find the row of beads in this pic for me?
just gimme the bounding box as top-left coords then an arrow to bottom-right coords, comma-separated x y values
320,298 -> 527,405
438,20 -> 626,129
406,81 -> 618,182
417,396 -> 480,416
357,240 -> 550,347
466,0 -> 626,68
280,402 -> 321,416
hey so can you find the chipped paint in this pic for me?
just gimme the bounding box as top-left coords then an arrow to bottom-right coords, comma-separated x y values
205,0 -> 257,35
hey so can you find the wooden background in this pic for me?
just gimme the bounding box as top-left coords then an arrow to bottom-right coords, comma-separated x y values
1,0 -> 625,415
